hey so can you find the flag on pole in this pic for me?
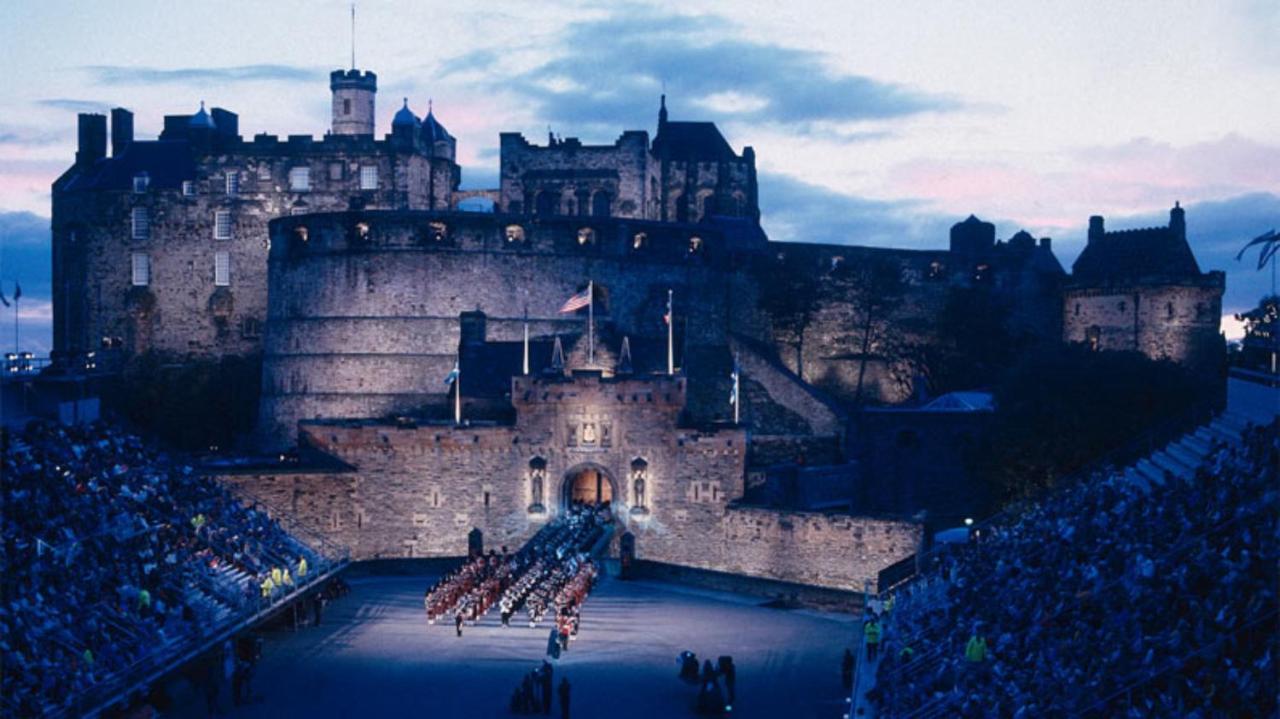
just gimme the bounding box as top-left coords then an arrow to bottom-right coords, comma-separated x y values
443,361 -> 459,386
0,288 -> 8,308
1236,229 -> 1278,270
663,294 -> 671,325
559,286 -> 592,313
13,283 -> 20,301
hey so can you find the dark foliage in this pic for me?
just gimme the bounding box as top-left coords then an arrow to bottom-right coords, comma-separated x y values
102,352 -> 262,451
986,344 -> 1204,501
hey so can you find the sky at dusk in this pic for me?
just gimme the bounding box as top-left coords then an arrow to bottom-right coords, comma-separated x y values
0,0 -> 1276,353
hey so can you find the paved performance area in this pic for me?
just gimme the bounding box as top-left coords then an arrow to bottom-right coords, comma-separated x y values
179,572 -> 860,719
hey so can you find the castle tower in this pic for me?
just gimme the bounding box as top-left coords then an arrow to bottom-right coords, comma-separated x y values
330,69 -> 377,136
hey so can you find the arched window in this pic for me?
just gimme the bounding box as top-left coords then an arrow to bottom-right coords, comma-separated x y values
688,236 -> 703,255
1087,325 -> 1101,352
577,227 -> 596,246
505,224 -> 526,243
592,191 -> 612,218
575,190 -> 591,217
535,191 -> 558,217
700,193 -> 717,218
674,193 -> 689,223
427,222 -> 447,243
631,232 -> 648,251
353,222 -> 371,243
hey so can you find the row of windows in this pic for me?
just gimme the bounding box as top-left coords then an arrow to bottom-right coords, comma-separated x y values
130,252 -> 231,287
134,165 -> 380,197
131,208 -> 237,240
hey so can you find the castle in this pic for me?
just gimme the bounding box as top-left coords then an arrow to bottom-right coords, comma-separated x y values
49,66 -> 1223,592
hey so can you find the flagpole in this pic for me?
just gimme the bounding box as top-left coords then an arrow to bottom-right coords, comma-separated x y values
522,308 -> 530,376
733,354 -> 740,425
667,288 -> 674,375
454,357 -> 462,425
587,280 -> 595,365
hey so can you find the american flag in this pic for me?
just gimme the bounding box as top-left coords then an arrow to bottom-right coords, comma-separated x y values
559,287 -> 592,313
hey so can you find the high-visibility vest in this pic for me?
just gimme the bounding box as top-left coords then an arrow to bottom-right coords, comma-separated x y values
137,589 -> 150,609
864,621 -> 881,644
271,567 -> 283,586
282,569 -> 294,587
965,636 -> 987,662
297,558 -> 308,578
261,577 -> 275,597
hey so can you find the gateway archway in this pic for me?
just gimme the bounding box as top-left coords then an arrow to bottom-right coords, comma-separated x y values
561,464 -> 616,509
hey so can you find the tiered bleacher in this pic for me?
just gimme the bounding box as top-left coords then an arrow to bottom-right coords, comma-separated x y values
424,503 -> 607,629
867,413 -> 1278,718
1,421 -> 344,718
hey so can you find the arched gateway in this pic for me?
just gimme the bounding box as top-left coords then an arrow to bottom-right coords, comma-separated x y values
561,463 -> 617,508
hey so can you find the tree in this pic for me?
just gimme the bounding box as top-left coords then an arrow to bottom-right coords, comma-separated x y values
985,344 -> 1204,501
842,256 -> 905,407
757,252 -> 821,380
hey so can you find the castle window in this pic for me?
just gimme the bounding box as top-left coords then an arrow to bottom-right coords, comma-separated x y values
973,263 -> 991,283
130,207 -> 150,240
632,232 -> 648,251
688,236 -> 703,254
225,171 -> 240,196
288,167 -> 311,192
1118,301 -> 1126,313
240,316 -> 262,340
535,191 -> 557,217
214,210 -> 233,240
182,180 -> 196,197
577,227 -> 596,246
428,222 -> 447,243
132,173 -> 149,193
591,191 -> 612,218
1074,303 -> 1081,317
830,256 -> 845,272
1167,302 -> 1175,319
1086,325 -> 1101,352
294,226 -> 309,243
1196,303 -> 1208,320
214,251 -> 231,286
355,222 -> 372,243
928,261 -> 944,280
130,253 -> 150,286
343,98 -> 351,116
329,162 -> 344,181
505,224 -> 526,243
359,165 -> 378,191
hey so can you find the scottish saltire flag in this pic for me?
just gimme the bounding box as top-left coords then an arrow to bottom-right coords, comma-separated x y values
443,361 -> 459,386
559,286 -> 592,313
1237,229 -> 1278,270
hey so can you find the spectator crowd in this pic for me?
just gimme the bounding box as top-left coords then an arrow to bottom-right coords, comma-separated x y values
868,416 -> 1278,718
1,420 -> 335,718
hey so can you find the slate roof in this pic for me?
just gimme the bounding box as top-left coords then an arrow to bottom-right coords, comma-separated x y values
652,121 -> 738,161
1072,227 -> 1202,284
58,140 -> 197,192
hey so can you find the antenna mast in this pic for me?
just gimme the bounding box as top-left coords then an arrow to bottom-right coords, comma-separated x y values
350,3 -> 356,70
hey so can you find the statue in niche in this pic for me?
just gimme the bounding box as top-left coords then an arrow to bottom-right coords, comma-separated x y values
566,424 -> 577,447
528,458 -> 547,514
630,458 -> 649,516
600,423 -> 612,447
581,422 -> 597,445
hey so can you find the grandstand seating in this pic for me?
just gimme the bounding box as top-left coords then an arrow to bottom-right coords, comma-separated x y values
1,421 -> 346,718
863,412 -> 1278,718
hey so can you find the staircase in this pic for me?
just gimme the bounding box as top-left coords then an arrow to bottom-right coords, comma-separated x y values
1114,412 -> 1253,495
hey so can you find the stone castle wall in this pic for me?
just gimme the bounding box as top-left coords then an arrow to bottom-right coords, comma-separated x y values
1062,277 -> 1225,371
219,373 -> 919,591
258,210 -> 768,447
52,135 -> 458,358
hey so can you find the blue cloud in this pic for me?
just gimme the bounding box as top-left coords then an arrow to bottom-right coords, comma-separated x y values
38,98 -> 114,113
441,9 -> 955,139
83,64 -> 320,85
0,211 -> 52,354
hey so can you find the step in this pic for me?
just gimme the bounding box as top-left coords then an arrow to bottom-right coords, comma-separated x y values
1180,433 -> 1212,454
1148,452 -> 1191,482
1165,442 -> 1204,469
1122,467 -> 1151,493
1134,459 -> 1168,487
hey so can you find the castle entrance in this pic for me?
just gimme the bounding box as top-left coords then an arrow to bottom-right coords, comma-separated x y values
562,465 -> 615,509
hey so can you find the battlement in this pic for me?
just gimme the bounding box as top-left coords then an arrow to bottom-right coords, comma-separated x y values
500,131 -> 650,152
512,372 -> 688,410
329,69 -> 377,90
